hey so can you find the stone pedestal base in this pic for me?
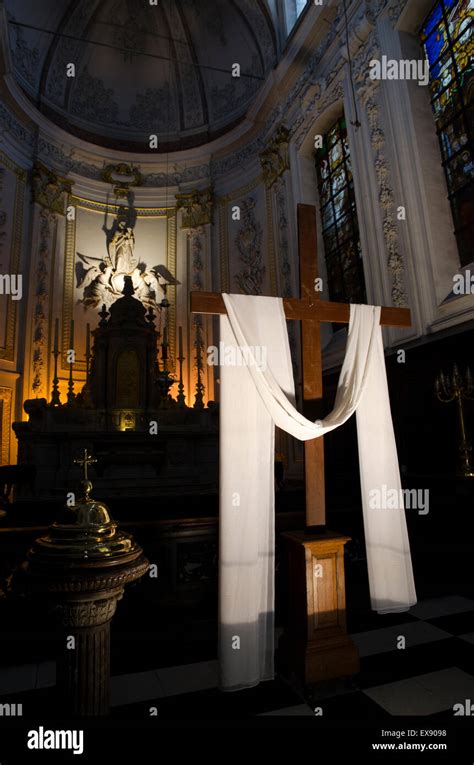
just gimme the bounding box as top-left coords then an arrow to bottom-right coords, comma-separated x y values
278,531 -> 359,687
55,589 -> 122,716
29,557 -> 148,716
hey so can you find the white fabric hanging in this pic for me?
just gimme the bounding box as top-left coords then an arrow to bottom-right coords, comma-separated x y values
219,293 -> 416,691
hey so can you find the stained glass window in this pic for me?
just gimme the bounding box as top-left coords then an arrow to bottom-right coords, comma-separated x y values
315,117 -> 366,305
421,0 -> 474,267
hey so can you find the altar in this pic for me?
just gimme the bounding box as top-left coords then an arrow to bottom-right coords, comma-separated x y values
12,278 -> 218,506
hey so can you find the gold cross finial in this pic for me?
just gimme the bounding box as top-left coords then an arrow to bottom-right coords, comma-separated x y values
74,448 -> 97,482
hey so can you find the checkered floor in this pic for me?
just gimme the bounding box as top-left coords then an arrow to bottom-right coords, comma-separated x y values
1,595 -> 474,719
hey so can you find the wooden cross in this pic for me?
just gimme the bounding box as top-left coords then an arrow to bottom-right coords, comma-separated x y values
190,204 -> 411,529
74,448 -> 97,482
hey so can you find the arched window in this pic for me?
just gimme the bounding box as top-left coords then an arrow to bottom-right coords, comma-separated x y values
294,0 -> 308,16
420,0 -> 473,266
281,0 -> 309,35
315,116 -> 367,304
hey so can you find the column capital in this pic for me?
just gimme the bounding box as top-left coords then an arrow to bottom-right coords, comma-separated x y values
259,125 -> 290,188
176,187 -> 213,228
32,161 -> 73,214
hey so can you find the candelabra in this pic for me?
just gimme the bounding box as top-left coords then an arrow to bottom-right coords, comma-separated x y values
51,318 -> 61,406
159,297 -> 170,325
85,323 -> 91,380
194,352 -> 204,409
67,360 -> 75,405
66,319 -> 76,406
82,323 -> 93,408
162,322 -> 169,369
157,297 -> 170,374
155,321 -> 176,404
177,326 -> 186,408
435,365 -> 474,478
193,317 -> 205,410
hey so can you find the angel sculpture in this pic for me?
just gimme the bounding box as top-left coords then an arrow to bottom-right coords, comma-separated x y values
133,264 -> 179,307
76,214 -> 180,309
75,255 -> 114,308
147,264 -> 178,298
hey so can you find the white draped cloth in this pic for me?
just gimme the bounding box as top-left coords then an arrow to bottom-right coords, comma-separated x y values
219,294 -> 416,691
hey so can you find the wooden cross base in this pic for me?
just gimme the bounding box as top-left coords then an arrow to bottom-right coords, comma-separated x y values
278,531 -> 359,687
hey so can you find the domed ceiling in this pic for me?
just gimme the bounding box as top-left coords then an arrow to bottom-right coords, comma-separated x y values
5,0 -> 277,152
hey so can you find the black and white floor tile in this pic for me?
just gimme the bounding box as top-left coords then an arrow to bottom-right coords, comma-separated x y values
1,595 -> 474,719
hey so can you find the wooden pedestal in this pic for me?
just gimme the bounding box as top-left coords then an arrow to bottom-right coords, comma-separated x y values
278,531 -> 359,687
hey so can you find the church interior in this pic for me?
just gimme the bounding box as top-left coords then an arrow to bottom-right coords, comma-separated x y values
0,0 -> 473,749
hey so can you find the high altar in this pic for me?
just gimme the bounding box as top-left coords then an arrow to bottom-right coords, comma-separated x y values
13,277 -> 218,505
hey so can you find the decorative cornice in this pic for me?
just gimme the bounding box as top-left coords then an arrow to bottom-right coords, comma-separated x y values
259,125 -> 290,188
32,162 -> 73,214
0,102 -> 35,150
101,162 -> 142,199
0,150 -> 27,182
218,176 -> 262,205
176,187 -> 213,229
69,195 -> 169,217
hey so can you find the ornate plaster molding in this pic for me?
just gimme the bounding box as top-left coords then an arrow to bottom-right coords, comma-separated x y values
259,125 -> 290,188
53,596 -> 120,629
101,162 -> 142,199
32,162 -> 73,214
367,0 -> 409,24
294,79 -> 345,150
388,0 -> 409,24
234,197 -> 265,296
32,209 -> 56,396
273,176 -> 298,371
352,31 -> 381,107
364,89 -> 408,307
176,188 -> 213,229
